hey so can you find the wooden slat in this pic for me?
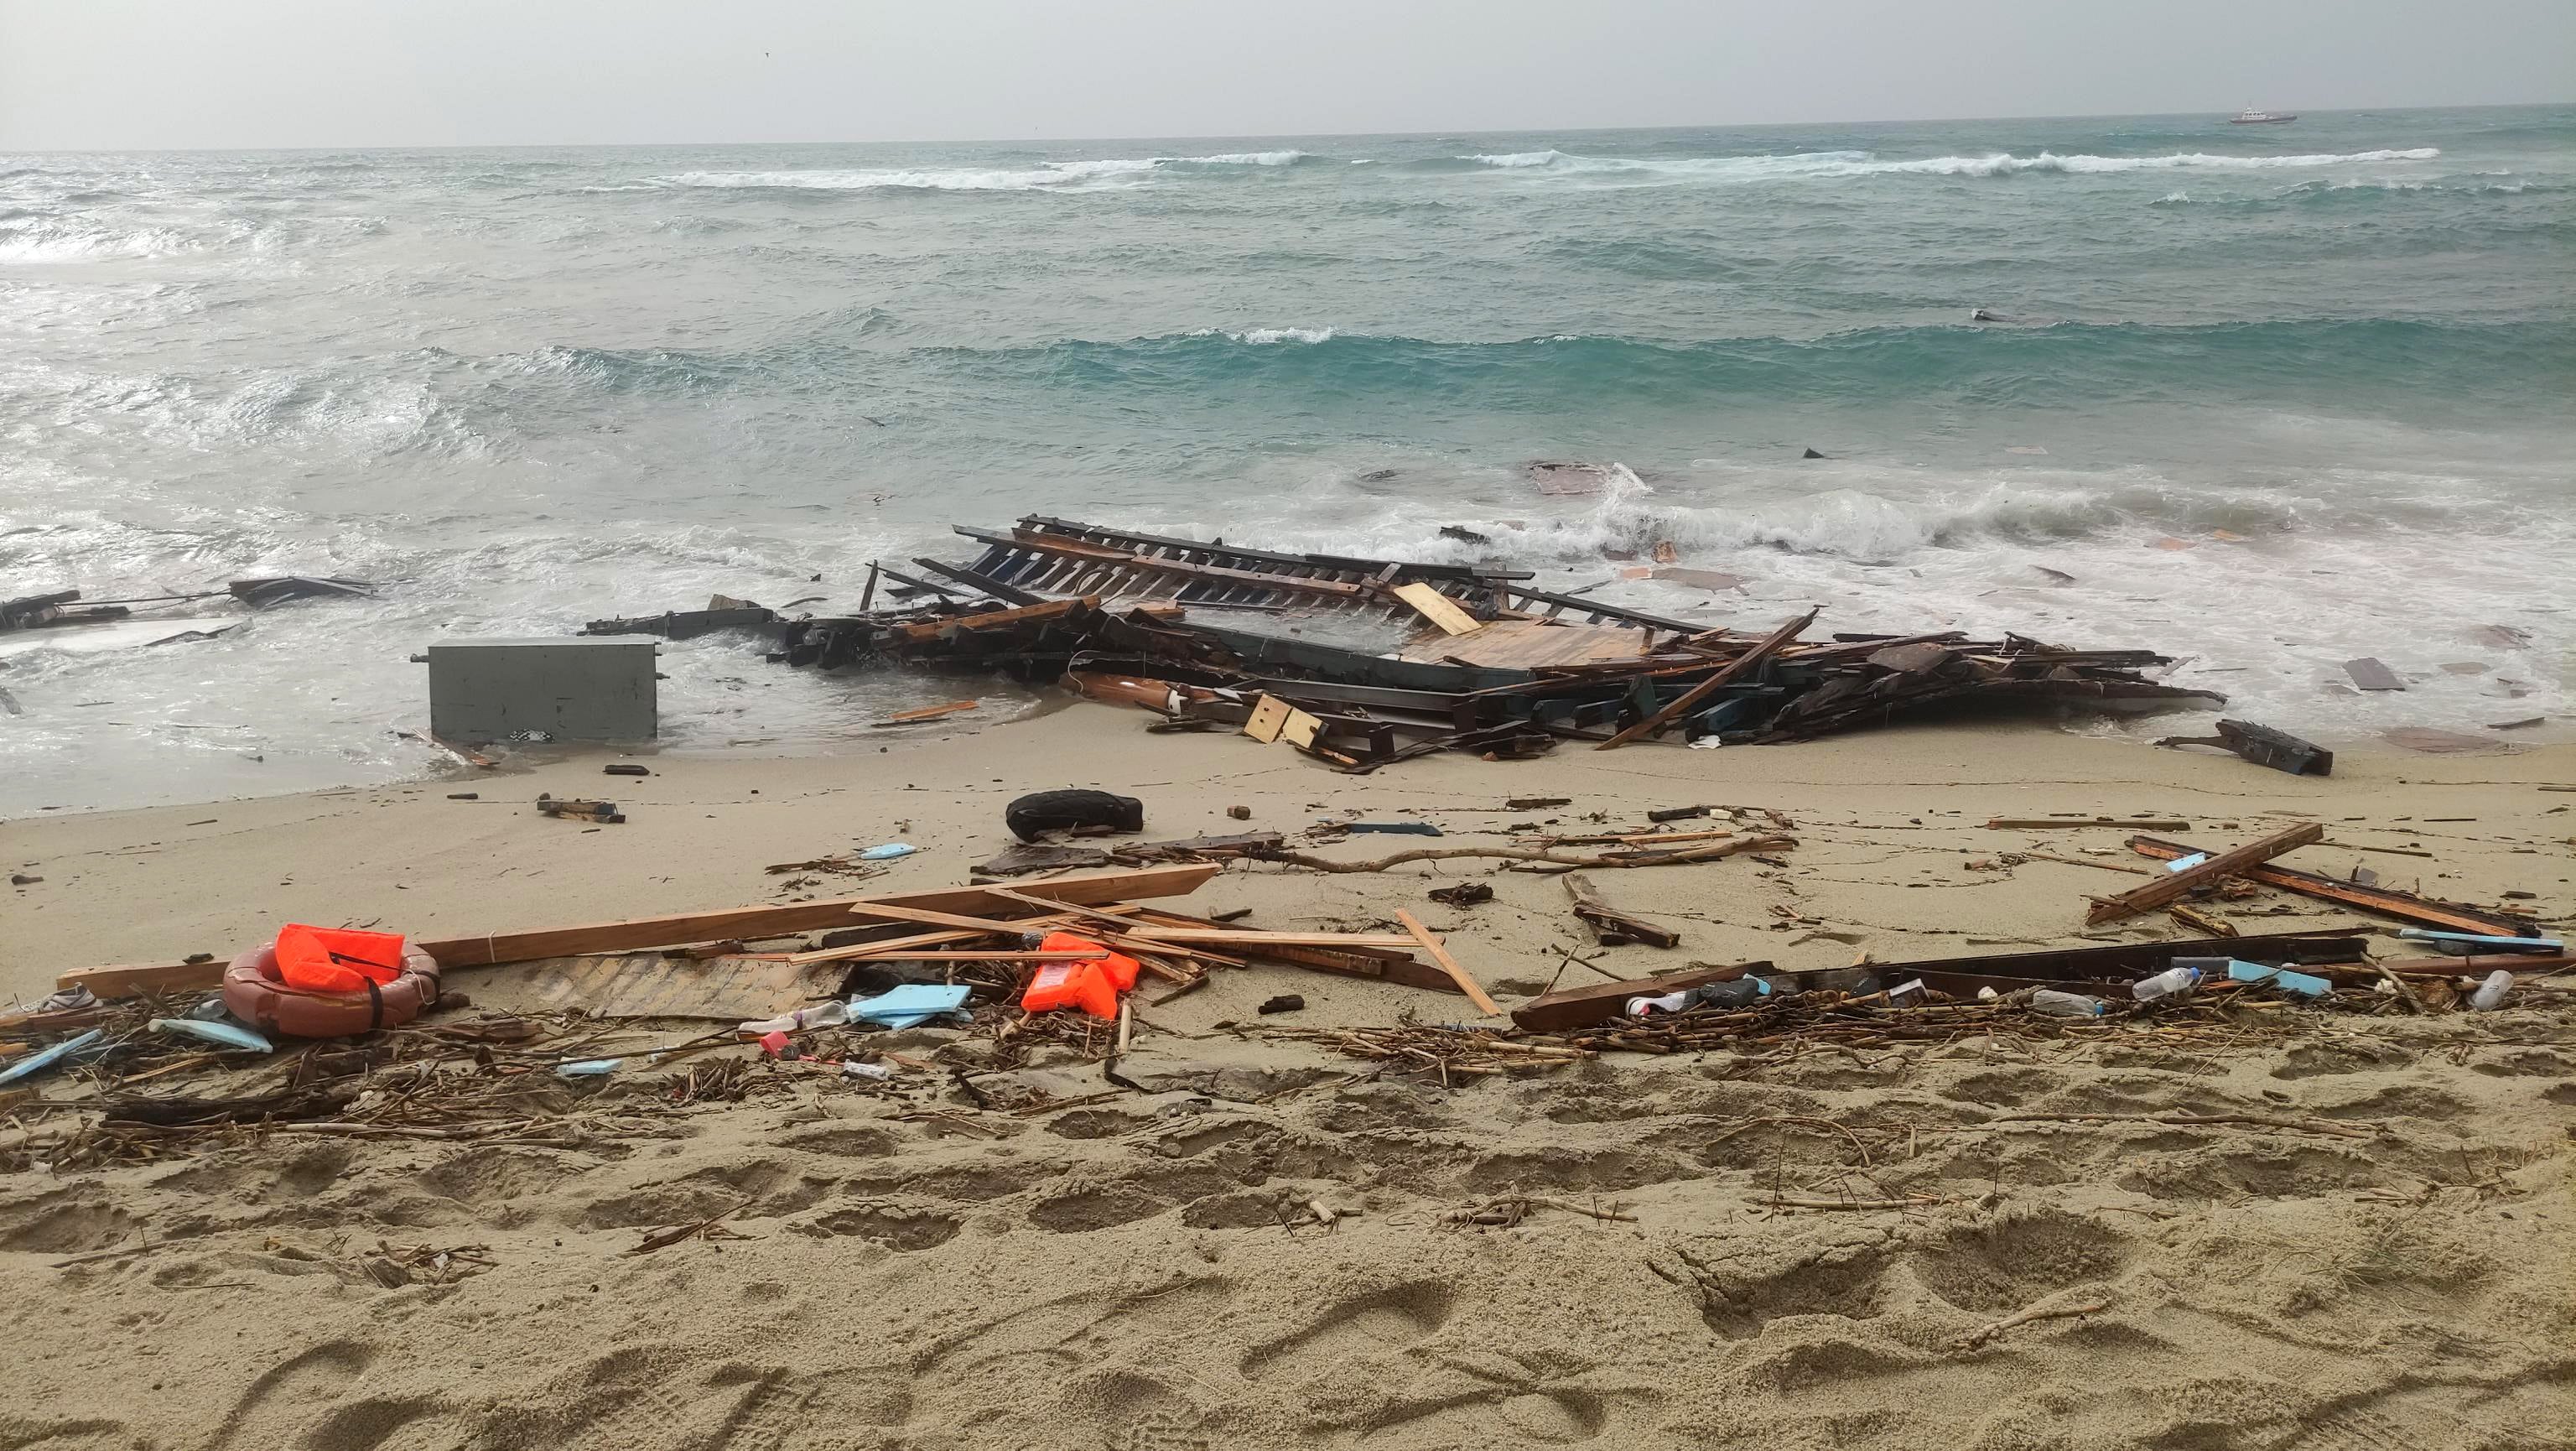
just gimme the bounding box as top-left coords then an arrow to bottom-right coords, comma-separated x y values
1120,929 -> 1422,949
1393,909 -> 1502,1016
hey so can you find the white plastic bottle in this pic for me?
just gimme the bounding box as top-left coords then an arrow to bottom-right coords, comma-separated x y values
2470,970 -> 2514,1012
2132,965 -> 2203,1002
1625,990 -> 1693,1016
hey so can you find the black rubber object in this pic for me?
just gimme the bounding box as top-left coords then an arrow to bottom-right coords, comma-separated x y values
1005,788 -> 1144,842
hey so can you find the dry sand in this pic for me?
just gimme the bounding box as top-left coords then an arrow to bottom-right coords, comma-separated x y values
3,705 -> 2573,1450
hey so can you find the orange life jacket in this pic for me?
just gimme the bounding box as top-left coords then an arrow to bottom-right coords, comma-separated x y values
273,923 -> 409,994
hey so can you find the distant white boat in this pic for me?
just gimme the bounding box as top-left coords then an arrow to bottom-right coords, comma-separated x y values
2230,108 -> 2298,125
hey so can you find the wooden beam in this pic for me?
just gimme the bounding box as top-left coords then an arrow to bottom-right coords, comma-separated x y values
1986,818 -> 2190,831
48,865 -> 1229,996
2126,835 -> 2540,936
39,961 -> 210,1001
2083,824 -> 2324,926
874,699 -> 979,726
1597,607 -> 1818,750
1393,909 -> 1502,1016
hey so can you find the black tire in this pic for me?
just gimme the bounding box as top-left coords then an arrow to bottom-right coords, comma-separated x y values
1005,788 -> 1145,842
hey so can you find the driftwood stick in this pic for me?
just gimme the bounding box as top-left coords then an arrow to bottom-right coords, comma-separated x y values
1954,1297 -> 2112,1350
1260,835 -> 1795,876
1990,1110 -> 2376,1140
1763,1194 -> 1945,1211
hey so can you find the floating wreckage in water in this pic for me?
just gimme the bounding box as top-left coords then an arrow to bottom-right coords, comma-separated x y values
595,515 -> 2220,772
0,579 -> 377,662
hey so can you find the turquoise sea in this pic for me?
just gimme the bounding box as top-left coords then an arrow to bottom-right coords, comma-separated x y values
3,106 -> 2569,810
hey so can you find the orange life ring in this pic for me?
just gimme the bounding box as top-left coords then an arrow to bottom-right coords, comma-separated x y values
222,943 -> 443,1038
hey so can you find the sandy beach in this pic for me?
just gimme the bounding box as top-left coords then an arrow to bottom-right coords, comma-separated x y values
3,705 -> 2572,1451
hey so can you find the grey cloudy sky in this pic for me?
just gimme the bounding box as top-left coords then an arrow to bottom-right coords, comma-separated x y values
3,0 -> 2570,150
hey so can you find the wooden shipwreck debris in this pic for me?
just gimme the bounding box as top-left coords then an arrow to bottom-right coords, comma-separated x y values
2083,823 -> 2324,925
625,515 -> 2228,771
2158,719 -> 2333,777
1563,874 -> 1682,948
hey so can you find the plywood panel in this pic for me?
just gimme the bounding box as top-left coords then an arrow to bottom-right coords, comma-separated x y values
1395,620 -> 1649,668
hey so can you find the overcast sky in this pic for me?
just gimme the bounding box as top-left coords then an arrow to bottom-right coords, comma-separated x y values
3,0 -> 2570,150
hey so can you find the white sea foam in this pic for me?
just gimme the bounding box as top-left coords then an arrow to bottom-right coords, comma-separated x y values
0,217 -> 196,263
1234,326 -> 1336,345
1452,146 -> 2442,182
659,150 -> 1306,192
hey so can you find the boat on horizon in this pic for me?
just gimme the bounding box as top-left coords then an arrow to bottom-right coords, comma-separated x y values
2229,107 -> 2298,125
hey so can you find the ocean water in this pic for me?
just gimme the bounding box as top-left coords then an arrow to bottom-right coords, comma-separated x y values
3,107 -> 2571,814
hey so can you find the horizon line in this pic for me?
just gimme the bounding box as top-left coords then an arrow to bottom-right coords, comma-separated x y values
2,99 -> 2565,159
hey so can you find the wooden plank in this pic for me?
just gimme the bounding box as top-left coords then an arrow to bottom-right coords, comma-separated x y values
874,699 -> 979,726
889,598 -> 1086,643
2127,835 -> 2540,935
844,901 -> 1034,934
1397,619 -> 1648,669
1121,929 -> 1423,949
1563,873 -> 1681,949
2083,824 -> 2324,926
1597,607 -> 1818,750
785,928 -> 1003,965
1392,909 -> 1502,1016
39,961 -> 207,1001
2343,658 -> 2406,691
1392,582 -> 1483,637
413,865 -> 1221,969
1513,961 -> 1770,1032
1987,818 -> 2190,830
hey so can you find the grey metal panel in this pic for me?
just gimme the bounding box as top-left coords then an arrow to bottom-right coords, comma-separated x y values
426,637 -> 659,743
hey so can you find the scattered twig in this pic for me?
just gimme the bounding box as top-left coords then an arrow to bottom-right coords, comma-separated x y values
1953,1296 -> 2112,1350
627,1199 -> 756,1256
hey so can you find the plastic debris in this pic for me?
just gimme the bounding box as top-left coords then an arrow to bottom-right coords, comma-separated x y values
847,983 -> 973,1028
857,842 -> 917,861
0,1028 -> 104,1085
2031,990 -> 2110,1018
737,1001 -> 854,1038
2131,965 -> 2204,1002
148,1017 -> 273,1053
556,1058 -> 625,1078
2470,970 -> 2515,1012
